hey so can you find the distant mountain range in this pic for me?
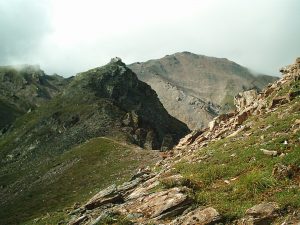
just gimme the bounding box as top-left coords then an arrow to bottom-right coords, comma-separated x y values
129,52 -> 278,129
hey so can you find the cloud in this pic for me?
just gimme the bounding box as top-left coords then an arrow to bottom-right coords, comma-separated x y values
0,0 -> 52,64
0,0 -> 299,76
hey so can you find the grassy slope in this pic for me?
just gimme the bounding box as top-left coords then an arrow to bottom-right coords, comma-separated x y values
175,82 -> 300,223
0,137 -> 159,225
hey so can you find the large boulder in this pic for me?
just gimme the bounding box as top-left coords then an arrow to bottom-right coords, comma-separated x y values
240,202 -> 280,225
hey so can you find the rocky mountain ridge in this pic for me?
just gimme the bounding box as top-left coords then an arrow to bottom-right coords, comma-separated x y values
0,58 -> 189,224
129,52 -> 278,130
62,58 -> 300,225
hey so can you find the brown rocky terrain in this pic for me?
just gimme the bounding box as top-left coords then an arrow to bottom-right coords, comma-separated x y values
129,52 -> 277,130
61,58 -> 300,225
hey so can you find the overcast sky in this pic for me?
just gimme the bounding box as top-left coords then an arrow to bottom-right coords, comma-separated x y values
0,0 -> 299,76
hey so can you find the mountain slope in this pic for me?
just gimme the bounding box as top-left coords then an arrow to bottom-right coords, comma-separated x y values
0,65 -> 69,132
62,58 -> 300,225
0,58 -> 189,225
129,52 -> 278,129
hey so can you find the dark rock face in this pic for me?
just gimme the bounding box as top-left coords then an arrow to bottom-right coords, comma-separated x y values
68,58 -> 190,150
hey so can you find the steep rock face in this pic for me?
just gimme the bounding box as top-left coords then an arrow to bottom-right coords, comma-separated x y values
62,58 -> 190,150
129,52 -> 277,129
0,65 -> 69,132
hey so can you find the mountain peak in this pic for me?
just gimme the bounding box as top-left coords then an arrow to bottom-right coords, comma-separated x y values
109,57 -> 125,66
129,52 -> 277,129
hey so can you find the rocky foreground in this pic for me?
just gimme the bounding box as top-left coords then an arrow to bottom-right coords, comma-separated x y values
52,59 -> 300,225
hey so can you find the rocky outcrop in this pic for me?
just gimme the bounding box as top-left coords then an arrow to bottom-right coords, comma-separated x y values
123,187 -> 192,220
234,90 -> 258,111
65,168 -> 194,224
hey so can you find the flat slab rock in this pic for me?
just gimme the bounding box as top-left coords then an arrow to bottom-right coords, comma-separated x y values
123,187 -> 192,220
84,174 -> 152,210
171,207 -> 221,225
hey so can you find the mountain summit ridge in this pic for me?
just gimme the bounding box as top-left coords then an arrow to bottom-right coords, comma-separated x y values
129,52 -> 278,129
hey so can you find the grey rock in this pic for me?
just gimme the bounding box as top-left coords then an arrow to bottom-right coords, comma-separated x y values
171,207 -> 221,225
84,185 -> 123,210
242,202 -> 280,225
126,187 -> 192,219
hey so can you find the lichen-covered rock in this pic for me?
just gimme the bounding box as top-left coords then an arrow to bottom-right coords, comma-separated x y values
240,202 -> 280,225
124,187 -> 192,219
160,174 -> 186,187
171,207 -> 221,225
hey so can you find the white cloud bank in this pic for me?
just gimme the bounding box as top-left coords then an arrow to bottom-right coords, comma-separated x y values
0,0 -> 299,76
